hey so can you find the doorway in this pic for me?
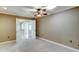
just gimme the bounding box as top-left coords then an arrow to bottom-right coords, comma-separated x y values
16,18 -> 36,42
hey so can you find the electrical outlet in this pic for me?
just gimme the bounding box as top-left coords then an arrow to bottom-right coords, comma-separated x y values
77,44 -> 79,47
73,40 -> 79,49
69,40 -> 72,43
8,36 -> 10,39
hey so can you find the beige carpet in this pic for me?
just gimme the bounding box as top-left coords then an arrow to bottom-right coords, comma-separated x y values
0,38 -> 77,52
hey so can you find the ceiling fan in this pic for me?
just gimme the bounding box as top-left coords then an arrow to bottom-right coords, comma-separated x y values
34,6 -> 56,19
34,7 -> 47,19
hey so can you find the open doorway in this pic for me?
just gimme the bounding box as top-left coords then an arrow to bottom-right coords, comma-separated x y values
16,18 -> 36,42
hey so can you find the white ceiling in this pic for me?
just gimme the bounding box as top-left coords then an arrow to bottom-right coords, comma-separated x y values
0,6 -> 76,18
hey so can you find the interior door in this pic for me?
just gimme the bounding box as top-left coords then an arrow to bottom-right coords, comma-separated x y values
16,18 -> 36,42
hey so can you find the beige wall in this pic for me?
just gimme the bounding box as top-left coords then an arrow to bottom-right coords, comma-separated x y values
0,14 -> 16,42
37,7 -> 79,49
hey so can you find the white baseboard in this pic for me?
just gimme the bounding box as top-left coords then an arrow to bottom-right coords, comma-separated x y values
39,37 -> 79,52
0,40 -> 16,46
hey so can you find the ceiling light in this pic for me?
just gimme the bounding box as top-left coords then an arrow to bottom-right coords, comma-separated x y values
46,6 -> 56,10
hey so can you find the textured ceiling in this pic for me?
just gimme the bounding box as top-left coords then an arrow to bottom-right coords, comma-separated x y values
0,6 -> 76,18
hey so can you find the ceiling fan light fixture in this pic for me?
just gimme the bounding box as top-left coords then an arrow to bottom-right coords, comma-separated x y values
34,6 -> 49,19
